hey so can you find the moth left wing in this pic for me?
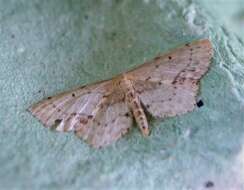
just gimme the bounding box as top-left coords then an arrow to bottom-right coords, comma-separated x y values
28,80 -> 112,132
127,39 -> 213,118
29,79 -> 133,148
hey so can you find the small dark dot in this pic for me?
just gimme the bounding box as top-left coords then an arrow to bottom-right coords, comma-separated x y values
188,68 -> 195,72
197,100 -> 204,108
155,65 -> 159,68
72,93 -> 75,97
125,112 -> 130,117
142,126 -> 146,129
185,43 -> 190,47
11,34 -> 15,39
134,101 -> 139,108
88,115 -> 93,119
205,181 -> 214,188
154,56 -> 161,60
84,15 -> 88,20
158,82 -> 162,85
168,56 -> 172,60
80,118 -> 88,125
146,76 -> 151,81
137,90 -> 142,94
137,110 -> 141,115
47,96 -> 52,100
57,109 -> 61,112
189,57 -> 192,61
168,98 -> 172,101
146,104 -> 150,108
190,48 -> 193,51
54,119 -> 62,125
129,92 -> 134,98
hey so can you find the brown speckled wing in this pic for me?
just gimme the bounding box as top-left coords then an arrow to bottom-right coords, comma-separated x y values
29,79 -> 133,148
128,39 -> 213,118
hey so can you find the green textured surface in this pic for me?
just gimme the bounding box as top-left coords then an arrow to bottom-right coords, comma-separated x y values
1,0 -> 244,189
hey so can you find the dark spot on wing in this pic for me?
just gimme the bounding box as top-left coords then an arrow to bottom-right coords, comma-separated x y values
137,110 -> 142,115
80,118 -> 88,125
168,56 -> 172,60
137,90 -> 142,94
47,96 -> 52,100
125,112 -> 130,117
146,104 -> 150,109
197,100 -> 204,108
185,43 -> 190,47
146,76 -> 151,81
11,34 -> 15,39
142,126 -> 146,129
55,119 -> 62,125
155,65 -> 159,68
88,115 -> 93,119
72,93 -> 76,97
84,15 -> 88,20
158,82 -> 162,85
134,101 -> 139,109
204,181 -> 214,188
129,92 -> 134,98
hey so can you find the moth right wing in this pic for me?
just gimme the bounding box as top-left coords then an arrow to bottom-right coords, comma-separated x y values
127,39 -> 213,118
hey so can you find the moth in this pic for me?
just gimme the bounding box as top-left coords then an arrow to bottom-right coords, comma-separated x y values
29,39 -> 213,148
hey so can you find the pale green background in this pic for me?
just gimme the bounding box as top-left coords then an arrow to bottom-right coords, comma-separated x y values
1,0 -> 244,190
